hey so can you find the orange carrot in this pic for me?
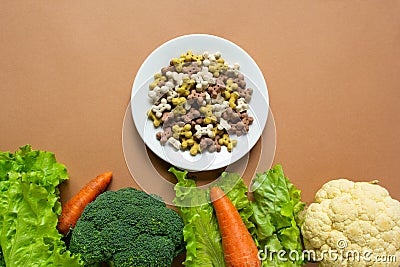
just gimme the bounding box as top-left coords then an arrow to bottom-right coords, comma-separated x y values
210,186 -> 261,267
57,171 -> 113,235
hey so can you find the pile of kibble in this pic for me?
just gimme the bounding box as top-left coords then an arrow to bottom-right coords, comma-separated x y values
147,51 -> 254,156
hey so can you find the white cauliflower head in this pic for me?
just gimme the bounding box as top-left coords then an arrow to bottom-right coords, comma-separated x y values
301,179 -> 400,267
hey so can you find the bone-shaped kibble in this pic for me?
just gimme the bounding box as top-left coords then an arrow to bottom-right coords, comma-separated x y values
161,112 -> 175,128
149,73 -> 167,90
166,88 -> 178,102
218,133 -> 237,152
168,137 -> 181,150
182,62 -> 202,76
226,73 -> 246,89
203,51 -> 222,63
237,87 -> 253,102
228,112 -> 254,136
181,137 -> 194,150
161,65 -> 175,76
156,127 -> 173,144
189,140 -> 201,156
228,92 -> 240,109
147,110 -> 162,127
194,124 -> 215,139
172,104 -> 186,115
222,107 -> 241,123
152,98 -> 171,118
223,79 -> 239,99
239,112 -> 254,132
207,77 -> 225,99
187,90 -> 206,106
182,108 -> 201,124
191,67 -> 215,91
212,101 -> 229,118
225,63 -> 241,78
227,121 -> 246,136
235,98 -> 249,113
217,118 -> 232,131
172,124 -> 193,139
208,62 -> 228,78
211,93 -> 226,104
212,125 -> 225,138
180,51 -> 204,64
199,137 -> 218,153
166,71 -> 188,87
148,84 -> 170,103
171,97 -> 186,106
199,104 -> 217,125
175,77 -> 195,97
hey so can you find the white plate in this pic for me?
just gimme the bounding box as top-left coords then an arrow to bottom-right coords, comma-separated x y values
130,34 -> 269,172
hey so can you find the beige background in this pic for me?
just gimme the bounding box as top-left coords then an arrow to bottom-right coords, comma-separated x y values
1,1 -> 399,266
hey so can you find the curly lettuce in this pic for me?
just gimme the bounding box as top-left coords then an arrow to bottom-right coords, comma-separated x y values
251,164 -> 306,266
171,167 -> 255,267
171,164 -> 305,267
0,145 -> 82,267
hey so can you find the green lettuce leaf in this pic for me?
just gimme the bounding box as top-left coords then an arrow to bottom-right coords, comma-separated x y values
171,167 -> 255,267
171,164 -> 305,267
250,164 -> 306,266
171,167 -> 225,267
0,145 -> 82,267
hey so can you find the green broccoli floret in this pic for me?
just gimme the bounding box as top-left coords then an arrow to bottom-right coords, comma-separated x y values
69,188 -> 185,267
112,234 -> 175,267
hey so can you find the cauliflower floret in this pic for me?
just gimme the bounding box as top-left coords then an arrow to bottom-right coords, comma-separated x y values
301,179 -> 400,267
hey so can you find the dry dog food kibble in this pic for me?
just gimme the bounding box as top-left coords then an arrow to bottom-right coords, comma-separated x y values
147,51 -> 254,155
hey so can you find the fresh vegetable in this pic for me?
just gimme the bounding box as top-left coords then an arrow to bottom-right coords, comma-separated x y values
210,186 -> 261,267
57,171 -> 113,235
69,187 -> 185,267
0,145 -> 82,266
301,179 -> 400,267
171,167 -> 255,267
251,164 -> 306,266
171,164 -> 305,267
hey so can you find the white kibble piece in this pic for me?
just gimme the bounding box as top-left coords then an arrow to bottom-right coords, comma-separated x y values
194,124 -> 215,139
152,98 -> 171,118
236,98 -> 249,112
166,71 -> 188,87
218,118 -> 232,131
184,101 -> 191,110
203,59 -> 211,66
166,89 -> 178,102
165,71 -> 173,79
165,81 -> 174,89
205,92 -> 211,104
213,101 -> 229,118
211,93 -> 225,104
148,85 -> 170,103
168,137 -> 181,150
191,67 -> 215,90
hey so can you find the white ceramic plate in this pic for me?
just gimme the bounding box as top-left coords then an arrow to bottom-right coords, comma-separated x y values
130,34 -> 269,171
